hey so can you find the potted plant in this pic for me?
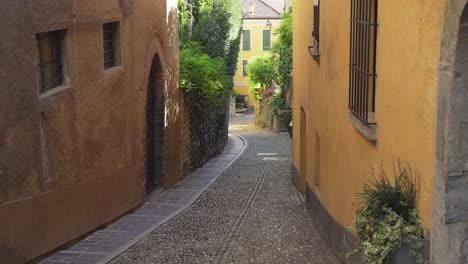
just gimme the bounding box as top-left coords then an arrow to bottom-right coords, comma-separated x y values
350,162 -> 429,264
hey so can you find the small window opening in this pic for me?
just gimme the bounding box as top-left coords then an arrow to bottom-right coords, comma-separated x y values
36,29 -> 67,93
103,22 -> 121,69
348,0 -> 378,125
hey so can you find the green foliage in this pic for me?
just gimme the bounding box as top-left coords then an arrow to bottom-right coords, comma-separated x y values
275,7 -> 293,47
177,0 -> 242,111
246,55 -> 277,97
225,30 -> 242,88
351,162 -> 427,264
277,45 -> 292,94
272,7 -> 293,106
178,0 -> 192,40
267,93 -> 284,115
179,42 -> 228,111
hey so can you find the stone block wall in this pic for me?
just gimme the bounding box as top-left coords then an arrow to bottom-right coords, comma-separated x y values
180,98 -> 229,176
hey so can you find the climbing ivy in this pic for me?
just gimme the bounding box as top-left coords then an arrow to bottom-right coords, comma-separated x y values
271,7 -> 293,108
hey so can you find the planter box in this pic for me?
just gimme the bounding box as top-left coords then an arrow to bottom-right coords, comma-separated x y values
390,239 -> 429,264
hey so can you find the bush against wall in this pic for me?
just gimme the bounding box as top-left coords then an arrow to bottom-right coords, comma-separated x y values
179,42 -> 229,111
177,0 -> 242,173
271,7 -> 293,109
246,55 -> 277,100
179,0 -> 242,85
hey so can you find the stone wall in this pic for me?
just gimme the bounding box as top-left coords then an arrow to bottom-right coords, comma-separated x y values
181,99 -> 229,175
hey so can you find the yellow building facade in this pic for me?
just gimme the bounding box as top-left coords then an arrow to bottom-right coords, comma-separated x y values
292,0 -> 468,263
233,0 -> 282,107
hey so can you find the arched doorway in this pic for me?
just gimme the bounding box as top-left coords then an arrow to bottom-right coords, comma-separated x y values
145,55 -> 166,195
433,1 -> 468,262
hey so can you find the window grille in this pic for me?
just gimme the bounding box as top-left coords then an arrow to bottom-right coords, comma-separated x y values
312,0 -> 320,58
349,0 -> 378,124
242,30 -> 251,51
243,60 -> 248,76
103,22 -> 119,69
36,30 -> 66,93
263,30 -> 271,51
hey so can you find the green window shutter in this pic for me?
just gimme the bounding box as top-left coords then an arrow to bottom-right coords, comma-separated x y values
243,30 -> 250,50
263,30 -> 271,50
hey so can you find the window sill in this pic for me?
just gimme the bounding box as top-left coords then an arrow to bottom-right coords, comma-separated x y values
39,84 -> 71,100
308,46 -> 320,61
348,112 -> 377,142
104,65 -> 123,73
39,84 -> 72,112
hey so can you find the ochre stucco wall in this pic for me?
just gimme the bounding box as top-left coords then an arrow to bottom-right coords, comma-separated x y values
292,0 -> 447,235
0,1 -> 182,263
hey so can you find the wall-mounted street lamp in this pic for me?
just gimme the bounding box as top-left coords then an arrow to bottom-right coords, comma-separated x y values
266,19 -> 273,31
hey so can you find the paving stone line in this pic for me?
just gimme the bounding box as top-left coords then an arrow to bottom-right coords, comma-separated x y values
212,160 -> 272,264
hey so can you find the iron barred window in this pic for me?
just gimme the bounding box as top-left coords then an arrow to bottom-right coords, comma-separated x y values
312,0 -> 320,51
103,22 -> 118,69
242,30 -> 251,51
349,0 -> 378,124
36,30 -> 66,93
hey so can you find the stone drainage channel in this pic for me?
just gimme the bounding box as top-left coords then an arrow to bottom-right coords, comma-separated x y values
39,132 -> 247,264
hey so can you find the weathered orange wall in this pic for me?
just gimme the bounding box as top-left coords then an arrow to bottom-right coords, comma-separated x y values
292,0 -> 447,234
0,1 -> 182,263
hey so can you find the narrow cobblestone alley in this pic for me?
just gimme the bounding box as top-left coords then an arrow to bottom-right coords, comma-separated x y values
110,114 -> 340,264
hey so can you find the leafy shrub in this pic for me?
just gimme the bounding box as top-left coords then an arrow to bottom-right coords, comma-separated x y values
179,0 -> 242,88
267,93 -> 284,115
275,7 -> 292,47
246,55 -> 277,100
272,7 -> 292,106
179,42 -> 229,111
352,162 -> 426,264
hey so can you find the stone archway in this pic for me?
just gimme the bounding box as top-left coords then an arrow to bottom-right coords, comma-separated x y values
144,54 -> 167,195
433,1 -> 468,262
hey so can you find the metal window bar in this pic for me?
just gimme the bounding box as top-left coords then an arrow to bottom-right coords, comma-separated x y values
312,0 -> 320,50
103,23 -> 116,68
36,31 -> 64,93
348,0 -> 378,125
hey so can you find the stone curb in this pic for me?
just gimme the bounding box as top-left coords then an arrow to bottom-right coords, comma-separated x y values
97,131 -> 248,264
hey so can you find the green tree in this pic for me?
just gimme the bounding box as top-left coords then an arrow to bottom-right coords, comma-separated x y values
179,42 -> 229,111
178,0 -> 242,92
275,7 -> 293,47
246,55 -> 277,99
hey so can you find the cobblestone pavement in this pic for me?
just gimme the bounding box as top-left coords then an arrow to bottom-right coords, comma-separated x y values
110,114 -> 340,264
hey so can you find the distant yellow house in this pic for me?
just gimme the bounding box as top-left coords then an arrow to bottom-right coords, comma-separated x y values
233,0 -> 283,110
292,0 -> 468,263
